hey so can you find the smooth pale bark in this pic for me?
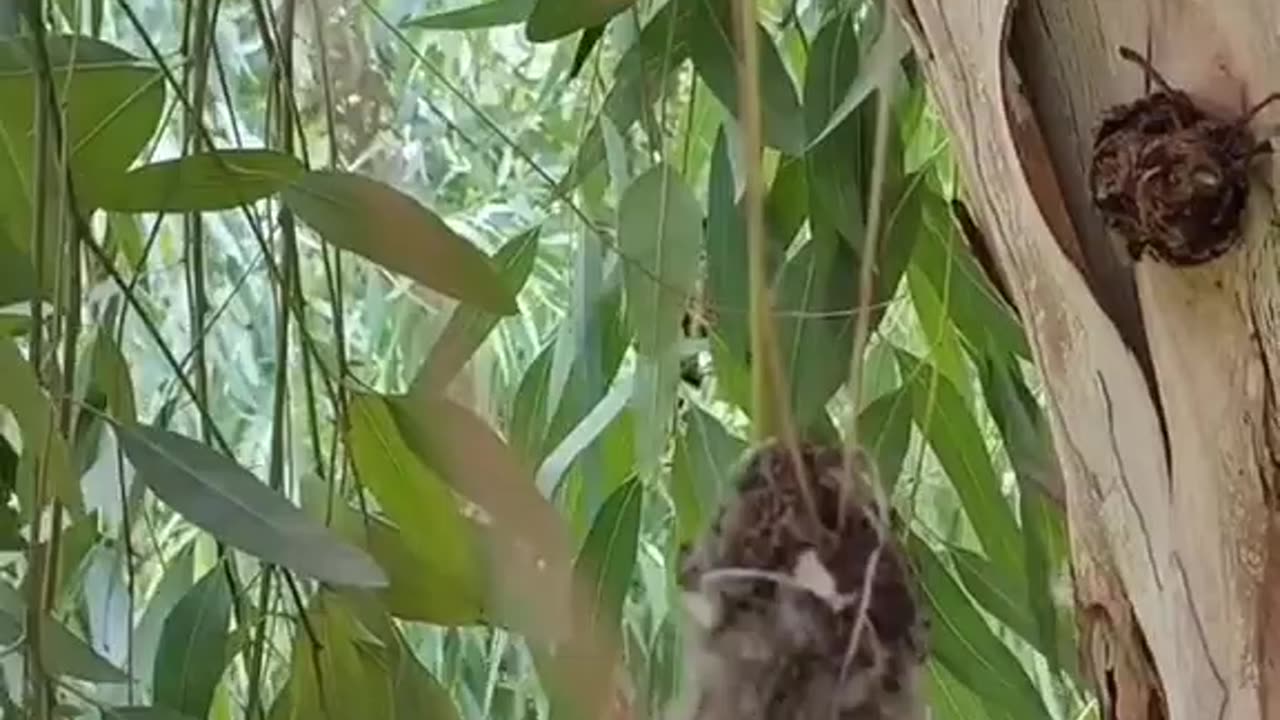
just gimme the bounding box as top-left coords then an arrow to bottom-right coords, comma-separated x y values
894,1 -> 1280,718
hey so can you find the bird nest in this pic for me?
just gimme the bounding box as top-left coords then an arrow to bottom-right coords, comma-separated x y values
1089,46 -> 1277,266
676,440 -> 927,720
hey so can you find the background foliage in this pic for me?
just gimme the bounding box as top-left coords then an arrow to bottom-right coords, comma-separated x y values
0,0 -> 1097,718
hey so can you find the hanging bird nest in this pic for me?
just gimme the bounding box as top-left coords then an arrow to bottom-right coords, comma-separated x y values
1089,46 -> 1278,267
676,440 -> 928,720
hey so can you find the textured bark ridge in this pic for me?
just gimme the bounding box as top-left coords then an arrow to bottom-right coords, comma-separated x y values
896,0 -> 1280,718
675,441 -> 927,720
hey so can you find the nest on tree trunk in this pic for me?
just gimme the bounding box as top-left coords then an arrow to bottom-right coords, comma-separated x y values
676,440 -> 928,720
1089,46 -> 1278,267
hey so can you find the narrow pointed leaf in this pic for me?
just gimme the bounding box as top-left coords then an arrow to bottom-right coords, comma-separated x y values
418,228 -> 540,390
42,615 -> 129,682
0,226 -> 38,305
344,393 -> 481,612
619,163 -> 701,356
115,423 -> 387,588
0,338 -> 81,514
690,1 -> 803,154
153,567 -> 231,718
558,0 -> 695,193
895,350 -> 1023,578
855,386 -> 912,491
671,404 -> 746,544
525,0 -> 635,42
0,36 -> 163,245
576,478 -> 642,632
910,536 -> 1049,719
283,170 -> 516,314
86,149 -> 304,212
619,164 -> 701,478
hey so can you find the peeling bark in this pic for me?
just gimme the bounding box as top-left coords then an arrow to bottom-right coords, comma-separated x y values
894,1 -> 1280,718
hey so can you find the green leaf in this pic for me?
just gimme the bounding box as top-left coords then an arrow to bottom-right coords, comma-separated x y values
619,163 -> 701,357
90,329 -> 136,424
927,660 -> 1013,720
895,350 -> 1023,578
381,388 -> 576,645
86,150 -> 304,212
537,379 -> 631,499
671,404 -> 746,544
705,128 -> 749,362
42,614 -> 130,682
979,353 -> 1070,676
910,536 -> 1049,719
689,0 -> 804,154
978,352 -> 1061,503
907,263 -> 970,398
402,0 -> 535,29
773,237 -> 857,432
619,164 -> 701,478
913,205 -> 1028,359
270,592 -> 395,720
855,386 -> 912,491
525,0 -> 635,42
417,227 -> 540,391
345,393 -> 482,616
764,156 -> 809,248
804,17 -> 869,245
539,283 -> 628,463
114,423 -> 387,588
153,566 -> 231,718
0,36 -> 164,244
947,546 -> 1037,644
558,0 -> 695,193
329,503 -> 484,625
576,478 -> 642,633
805,12 -> 909,149
283,170 -> 516,314
133,542 -> 195,691
0,224 -> 39,305
0,337 -> 82,515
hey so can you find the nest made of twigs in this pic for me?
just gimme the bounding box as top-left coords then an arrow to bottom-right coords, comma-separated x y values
676,440 -> 927,720
1089,46 -> 1277,267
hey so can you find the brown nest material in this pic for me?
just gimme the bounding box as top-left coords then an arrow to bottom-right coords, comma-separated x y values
676,440 -> 927,720
1089,46 -> 1278,266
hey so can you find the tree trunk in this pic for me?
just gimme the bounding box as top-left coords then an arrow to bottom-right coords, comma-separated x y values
894,1 -> 1280,719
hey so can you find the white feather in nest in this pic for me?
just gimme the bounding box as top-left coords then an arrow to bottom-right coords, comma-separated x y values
670,441 -> 929,720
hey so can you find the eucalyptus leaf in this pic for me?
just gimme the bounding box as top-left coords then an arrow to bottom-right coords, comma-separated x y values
115,423 -> 387,588
417,227 -> 540,390
559,0 -> 695,192
86,149 -> 304,212
671,403 -> 746,544
153,566 -> 231,718
910,536 -> 1050,720
0,225 -> 39,305
576,478 -> 642,633
283,170 -> 516,314
0,35 -> 163,246
345,393 -> 482,615
525,0 -> 634,41
895,350 -> 1023,578
689,0 -> 803,154
619,164 -> 701,356
42,615 -> 130,683
0,337 -> 82,514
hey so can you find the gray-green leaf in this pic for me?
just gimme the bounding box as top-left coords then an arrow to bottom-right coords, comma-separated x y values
115,423 -> 387,588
